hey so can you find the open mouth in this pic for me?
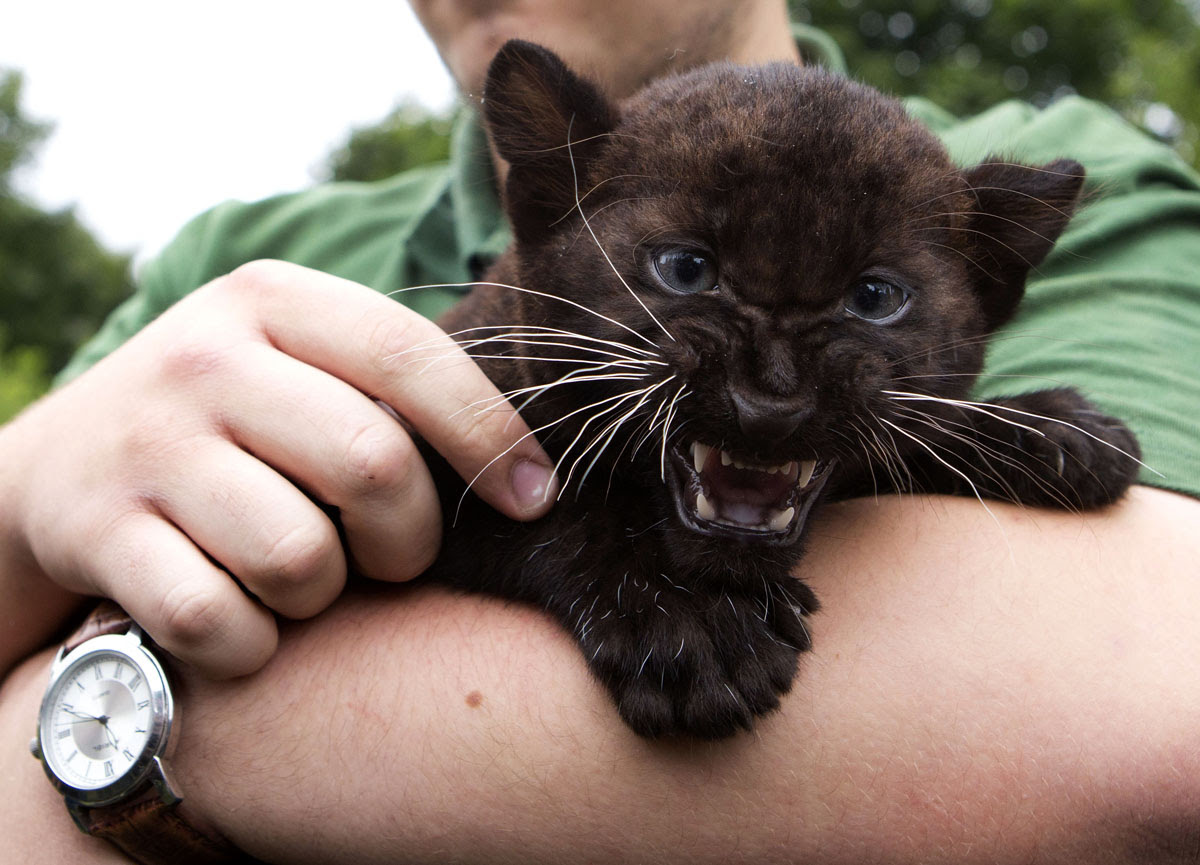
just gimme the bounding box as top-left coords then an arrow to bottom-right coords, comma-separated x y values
667,441 -> 835,544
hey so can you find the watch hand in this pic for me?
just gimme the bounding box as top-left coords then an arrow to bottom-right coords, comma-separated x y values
62,707 -> 102,722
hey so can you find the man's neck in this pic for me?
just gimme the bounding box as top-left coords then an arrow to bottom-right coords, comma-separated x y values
413,0 -> 801,101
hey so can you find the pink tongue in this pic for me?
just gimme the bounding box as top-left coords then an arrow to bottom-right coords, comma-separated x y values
721,501 -> 769,525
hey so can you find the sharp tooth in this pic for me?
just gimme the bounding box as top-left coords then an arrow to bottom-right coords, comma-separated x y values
720,450 -> 733,467
734,458 -> 746,470
767,464 -> 779,475
692,442 -> 711,474
696,491 -> 717,522
768,506 -> 795,532
797,460 -> 816,488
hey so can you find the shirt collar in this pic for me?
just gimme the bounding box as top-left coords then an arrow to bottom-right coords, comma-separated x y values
447,106 -> 510,280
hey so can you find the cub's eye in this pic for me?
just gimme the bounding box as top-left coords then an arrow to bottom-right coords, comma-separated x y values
653,249 -> 719,294
844,279 -> 910,322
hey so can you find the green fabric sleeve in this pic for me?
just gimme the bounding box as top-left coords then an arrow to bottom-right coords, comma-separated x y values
909,95 -> 1200,497
54,163 -> 464,386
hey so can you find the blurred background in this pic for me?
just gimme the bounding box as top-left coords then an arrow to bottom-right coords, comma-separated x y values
1,0 -> 1197,421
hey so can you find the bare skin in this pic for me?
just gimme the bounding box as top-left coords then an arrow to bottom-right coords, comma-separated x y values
408,0 -> 801,99
4,489 -> 1198,864
0,261 -> 559,678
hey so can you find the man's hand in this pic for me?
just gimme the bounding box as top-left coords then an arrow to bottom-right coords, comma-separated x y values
0,260 -> 557,676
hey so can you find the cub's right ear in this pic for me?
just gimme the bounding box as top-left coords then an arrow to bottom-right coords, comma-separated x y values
483,40 -> 616,243
958,158 -> 1085,330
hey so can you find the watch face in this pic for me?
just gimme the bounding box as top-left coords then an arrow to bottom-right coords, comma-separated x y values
38,636 -> 171,801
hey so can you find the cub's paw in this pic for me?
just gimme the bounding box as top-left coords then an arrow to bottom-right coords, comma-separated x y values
997,388 -> 1141,509
580,580 -> 816,739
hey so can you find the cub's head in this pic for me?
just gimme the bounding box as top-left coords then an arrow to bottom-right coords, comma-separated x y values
481,40 -> 1083,546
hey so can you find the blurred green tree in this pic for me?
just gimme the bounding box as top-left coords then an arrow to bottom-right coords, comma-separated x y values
791,0 -> 1200,166
322,100 -> 453,183
0,68 -> 133,421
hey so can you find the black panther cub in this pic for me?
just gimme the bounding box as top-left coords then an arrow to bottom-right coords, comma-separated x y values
420,41 -> 1140,739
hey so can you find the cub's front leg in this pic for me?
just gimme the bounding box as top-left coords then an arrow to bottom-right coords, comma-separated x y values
431,464 -> 818,739
567,565 -> 817,739
900,387 -> 1140,509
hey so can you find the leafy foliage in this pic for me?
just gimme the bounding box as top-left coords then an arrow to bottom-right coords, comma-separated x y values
0,71 -> 51,195
0,68 -> 133,421
322,101 -> 453,183
791,0 -> 1200,166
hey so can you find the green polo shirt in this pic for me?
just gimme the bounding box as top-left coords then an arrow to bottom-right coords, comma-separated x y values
58,31 -> 1200,498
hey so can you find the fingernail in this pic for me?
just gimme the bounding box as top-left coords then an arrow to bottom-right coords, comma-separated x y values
511,459 -> 557,513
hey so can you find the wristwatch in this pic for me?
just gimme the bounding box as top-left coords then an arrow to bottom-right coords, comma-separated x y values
30,601 -> 249,864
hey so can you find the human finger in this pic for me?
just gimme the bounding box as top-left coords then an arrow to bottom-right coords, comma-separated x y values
217,343 -> 443,582
222,261 -> 559,520
88,512 -> 278,678
152,441 -> 348,617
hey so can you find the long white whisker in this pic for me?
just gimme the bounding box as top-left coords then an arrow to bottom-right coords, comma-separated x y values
454,385 -> 662,523
449,335 -> 668,365
393,323 -> 663,360
879,418 -> 1007,543
883,390 -> 1158,476
406,352 -> 652,371
885,391 -> 1045,437
891,404 -> 1083,508
551,384 -> 670,500
658,383 -> 689,481
387,281 -> 659,348
513,370 -> 655,416
891,406 -> 1065,509
563,377 -> 676,496
566,115 -> 676,343
451,367 -> 653,420
845,418 -> 900,496
866,416 -> 915,493
628,386 -> 673,459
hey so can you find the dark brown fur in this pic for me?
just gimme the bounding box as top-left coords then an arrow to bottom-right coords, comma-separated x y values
422,41 -> 1139,739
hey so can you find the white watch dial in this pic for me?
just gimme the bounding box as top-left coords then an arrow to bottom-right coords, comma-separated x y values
42,650 -> 156,791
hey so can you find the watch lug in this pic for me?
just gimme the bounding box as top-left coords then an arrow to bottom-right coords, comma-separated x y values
29,735 -> 42,761
65,799 -> 90,834
149,756 -> 183,806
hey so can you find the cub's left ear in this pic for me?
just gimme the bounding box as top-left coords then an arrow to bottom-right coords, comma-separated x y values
958,158 -> 1085,330
482,40 -> 616,245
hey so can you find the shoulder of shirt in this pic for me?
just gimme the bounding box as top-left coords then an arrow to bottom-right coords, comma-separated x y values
55,163 -> 459,386
137,160 -> 456,307
903,93 -> 1199,196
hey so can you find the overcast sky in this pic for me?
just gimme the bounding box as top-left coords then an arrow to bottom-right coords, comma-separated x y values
3,1 -> 456,265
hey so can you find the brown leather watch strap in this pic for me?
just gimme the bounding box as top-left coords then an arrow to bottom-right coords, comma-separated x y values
77,783 -> 257,864
63,599 -> 135,651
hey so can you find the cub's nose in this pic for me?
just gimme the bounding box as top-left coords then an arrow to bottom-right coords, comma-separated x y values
731,391 -> 812,446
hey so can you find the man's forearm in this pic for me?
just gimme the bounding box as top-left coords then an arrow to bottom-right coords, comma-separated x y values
167,487 -> 1199,864
5,488 -> 1197,864
0,645 -> 131,862
0,413 -> 89,678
